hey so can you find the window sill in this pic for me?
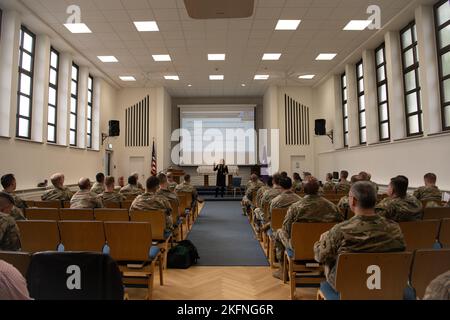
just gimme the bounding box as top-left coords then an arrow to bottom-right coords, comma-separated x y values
47,143 -> 68,148
15,137 -> 44,145
393,135 -> 424,143
427,131 -> 450,138
87,148 -> 100,153
69,146 -> 87,151
0,135 -> 11,140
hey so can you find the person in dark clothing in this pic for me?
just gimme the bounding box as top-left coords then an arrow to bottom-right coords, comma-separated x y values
214,159 -> 229,198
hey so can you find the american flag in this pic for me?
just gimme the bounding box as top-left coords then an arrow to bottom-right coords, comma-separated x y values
151,140 -> 157,176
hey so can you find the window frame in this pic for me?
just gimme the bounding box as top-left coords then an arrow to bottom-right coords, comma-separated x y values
87,74 -> 94,149
375,43 -> 391,141
341,73 -> 349,147
47,47 -> 59,143
70,62 -> 79,146
356,60 -> 367,145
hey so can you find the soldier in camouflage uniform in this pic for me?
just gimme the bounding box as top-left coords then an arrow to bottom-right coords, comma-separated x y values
1,174 -> 27,218
41,173 -> 73,201
335,170 -> 351,194
132,176 -> 173,233
375,175 -> 423,222
314,181 -> 406,291
120,175 -> 144,197
167,172 -> 178,192
90,173 -> 105,195
322,173 -> 335,193
241,174 -> 265,215
70,178 -> 103,209
337,175 -> 365,215
0,192 -> 25,222
292,173 -> 303,193
133,173 -> 145,191
97,176 -> 126,204
359,171 -> 379,193
423,271 -> 450,300
0,193 -> 21,251
254,174 -> 283,229
175,174 -> 200,211
413,173 -> 442,208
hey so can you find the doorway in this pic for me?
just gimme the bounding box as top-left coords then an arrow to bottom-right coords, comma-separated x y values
129,156 -> 146,183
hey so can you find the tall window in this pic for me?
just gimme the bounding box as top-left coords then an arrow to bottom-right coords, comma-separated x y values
87,75 -> 94,148
341,73 -> 349,147
70,63 -> 79,146
356,60 -> 367,144
375,44 -> 390,141
435,0 -> 450,130
16,26 -> 36,139
400,22 -> 423,136
47,48 -> 59,143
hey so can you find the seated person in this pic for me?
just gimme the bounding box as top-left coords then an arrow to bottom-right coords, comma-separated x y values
375,175 -> 423,222
41,173 -> 73,201
423,271 -> 450,300
241,174 -> 265,216
175,175 -> 201,210
253,174 -> 283,230
291,173 -> 303,193
0,260 -> 31,300
273,178 -> 343,279
322,173 -> 335,193
131,176 -> 173,234
1,174 -> 27,217
335,170 -> 351,194
413,173 -> 442,208
97,176 -> 126,204
280,172 -> 289,178
90,173 -> 105,195
255,177 -> 272,210
133,172 -> 145,191
0,193 -> 21,251
120,175 -> 144,197
337,175 -> 365,215
115,176 -> 125,192
70,178 -> 103,209
314,181 -> 406,293
167,172 -> 178,192
359,171 -> 379,192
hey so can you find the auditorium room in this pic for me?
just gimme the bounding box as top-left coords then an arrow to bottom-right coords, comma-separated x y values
0,0 -> 449,303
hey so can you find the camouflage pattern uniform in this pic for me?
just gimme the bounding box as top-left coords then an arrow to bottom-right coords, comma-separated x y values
242,180 -> 265,209
41,186 -> 73,201
168,181 -> 178,193
292,180 -> 303,193
375,195 -> 423,222
3,191 -> 27,211
335,180 -> 351,194
0,212 -> 21,251
131,192 -> 173,232
337,196 -> 349,215
322,182 -> 335,193
267,191 -> 301,223
175,182 -> 198,199
413,186 -> 442,208
423,271 -> 450,300
90,182 -> 105,195
254,187 -> 283,223
97,191 -> 126,204
119,184 -> 143,197
10,206 -> 26,221
157,189 -> 179,206
314,214 -> 406,291
255,186 -> 270,209
70,190 -> 104,209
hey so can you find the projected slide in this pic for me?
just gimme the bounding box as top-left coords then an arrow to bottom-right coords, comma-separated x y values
178,105 -> 256,166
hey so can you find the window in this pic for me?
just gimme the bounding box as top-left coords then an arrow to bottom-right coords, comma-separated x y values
375,44 -> 390,141
87,75 -> 94,148
356,60 -> 367,144
400,22 -> 423,136
47,48 -> 59,143
16,26 -> 36,139
435,0 -> 450,130
341,73 -> 349,147
70,63 -> 79,146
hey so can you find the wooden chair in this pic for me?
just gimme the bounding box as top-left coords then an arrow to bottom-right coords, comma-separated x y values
409,249 -> 450,299
63,201 -> 71,208
60,208 -> 95,221
284,222 -> 337,300
104,222 -> 163,300
170,200 -> 183,241
25,208 -> 60,221
423,207 -> 450,220
58,221 -> 106,252
94,209 -> 130,222
317,252 -> 413,300
103,201 -> 121,209
0,251 -> 32,277
438,218 -> 450,248
33,201 -> 61,209
176,193 -> 192,230
399,220 -> 441,251
25,200 -> 35,207
268,207 -> 288,268
17,220 -> 61,253
121,200 -> 133,210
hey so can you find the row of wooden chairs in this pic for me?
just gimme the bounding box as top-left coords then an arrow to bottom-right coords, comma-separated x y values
25,199 -> 135,209
346,206 -> 450,221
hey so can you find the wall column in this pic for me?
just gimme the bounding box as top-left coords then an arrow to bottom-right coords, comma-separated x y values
363,49 -> 380,144
332,74 -> 344,150
57,53 -> 72,145
345,64 -> 359,147
77,66 -> 89,149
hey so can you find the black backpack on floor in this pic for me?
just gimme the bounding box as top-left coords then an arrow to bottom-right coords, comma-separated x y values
167,240 -> 200,269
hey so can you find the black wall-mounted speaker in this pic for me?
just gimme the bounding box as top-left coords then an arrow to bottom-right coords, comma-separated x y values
315,119 -> 327,136
109,120 -> 120,137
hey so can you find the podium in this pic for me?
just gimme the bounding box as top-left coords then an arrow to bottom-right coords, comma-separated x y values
167,168 -> 185,184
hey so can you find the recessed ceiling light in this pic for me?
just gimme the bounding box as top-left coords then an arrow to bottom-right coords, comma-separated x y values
208,54 -> 226,61
188,84 -> 192,87
164,75 -> 179,80
275,20 -> 301,30
241,84 -> 246,87
262,53 -> 282,61
98,56 -> 118,63
64,23 -> 92,34
299,75 -> 315,80
254,75 -> 269,80
134,21 -> 159,32
343,20 -> 372,31
152,54 -> 171,62
209,75 -> 224,80
316,53 -> 337,61
120,76 -> 136,81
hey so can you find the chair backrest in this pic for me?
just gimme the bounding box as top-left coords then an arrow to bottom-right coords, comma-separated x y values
170,200 -> 179,224
58,221 -> 106,252
0,251 -> 32,277
410,249 -> 450,299
34,201 -> 61,209
291,223 -> 337,260
103,201 -> 121,209
104,222 -> 153,262
130,210 -> 166,240
335,252 -> 413,300
60,209 -> 95,221
121,200 -> 133,210
399,220 -> 441,251
25,208 -> 60,221
177,193 -> 188,211
232,177 -> 242,188
423,207 -> 450,220
94,209 -> 129,222
251,191 -> 257,206
62,201 -> 71,208
271,208 -> 288,231
439,219 -> 450,248
17,220 -> 61,253
25,200 -> 35,207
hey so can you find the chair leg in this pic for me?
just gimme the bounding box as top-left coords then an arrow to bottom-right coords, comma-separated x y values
159,255 -> 164,286
266,237 -> 270,258
289,257 -> 296,300
147,270 -> 154,300
317,290 -> 325,300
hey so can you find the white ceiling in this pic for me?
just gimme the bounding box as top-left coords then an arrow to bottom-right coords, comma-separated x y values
15,0 -> 416,97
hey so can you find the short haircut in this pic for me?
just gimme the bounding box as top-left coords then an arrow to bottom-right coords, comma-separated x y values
157,173 -> 168,184
128,175 -> 137,185
304,178 -> 320,195
78,178 -> 91,190
105,176 -> 115,187
293,173 -> 301,180
390,175 -> 409,197
351,175 -> 365,184
272,173 -> 282,186
341,170 -> 349,179
267,176 -> 273,188
1,174 -> 15,189
326,173 -> 333,180
351,181 -> 377,209
280,172 -> 288,178
96,172 -> 105,183
279,177 -> 293,190
50,173 -> 63,187
184,174 -> 191,182
424,173 -> 437,184
358,171 -> 370,181
251,174 -> 259,182
146,176 -> 160,190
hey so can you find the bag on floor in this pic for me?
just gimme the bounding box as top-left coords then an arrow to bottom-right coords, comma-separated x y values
167,240 -> 200,269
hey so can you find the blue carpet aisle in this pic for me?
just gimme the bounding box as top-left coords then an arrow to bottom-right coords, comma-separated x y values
187,201 -> 269,266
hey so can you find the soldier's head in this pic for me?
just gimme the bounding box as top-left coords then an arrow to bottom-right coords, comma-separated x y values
96,173 -> 105,184
340,170 -> 349,180
388,175 -> 409,198
1,174 -> 16,192
424,173 -> 437,186
167,172 -> 174,182
118,176 -> 125,187
267,176 -> 274,188
0,192 -> 15,214
251,174 -> 259,182
293,173 -> 301,181
358,171 -> 370,181
158,173 -> 168,189
105,176 -> 115,191
349,181 -> 377,214
78,178 -> 91,191
50,173 -> 64,188
304,178 -> 320,196
351,175 -> 365,185
326,173 -> 333,182
146,176 -> 160,192
280,172 -> 288,178
184,174 -> 191,184
303,172 -> 312,181
279,177 -> 293,191
132,172 -> 140,181
272,173 -> 282,187
128,175 -> 137,186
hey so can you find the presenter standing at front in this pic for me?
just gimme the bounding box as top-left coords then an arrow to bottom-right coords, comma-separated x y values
214,159 -> 229,198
